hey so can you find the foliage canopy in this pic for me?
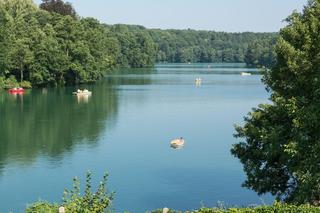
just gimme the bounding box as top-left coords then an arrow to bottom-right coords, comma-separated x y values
0,0 -> 156,87
40,0 -> 77,18
231,0 -> 320,205
0,0 -> 275,89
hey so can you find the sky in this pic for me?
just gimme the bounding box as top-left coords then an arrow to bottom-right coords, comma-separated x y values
34,0 -> 308,32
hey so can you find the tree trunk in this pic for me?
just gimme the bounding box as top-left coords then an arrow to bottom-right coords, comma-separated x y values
20,63 -> 23,82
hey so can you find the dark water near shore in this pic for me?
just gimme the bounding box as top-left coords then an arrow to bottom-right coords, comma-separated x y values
0,63 -> 272,212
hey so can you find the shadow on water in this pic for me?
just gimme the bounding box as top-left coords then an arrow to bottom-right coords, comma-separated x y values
105,67 -> 156,86
0,80 -> 119,173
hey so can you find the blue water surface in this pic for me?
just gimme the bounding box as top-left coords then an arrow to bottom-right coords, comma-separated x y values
0,63 -> 273,213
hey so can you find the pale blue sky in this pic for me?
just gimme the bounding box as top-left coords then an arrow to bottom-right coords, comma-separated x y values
34,0 -> 308,32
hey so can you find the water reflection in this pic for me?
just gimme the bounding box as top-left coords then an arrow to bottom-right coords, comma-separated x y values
170,144 -> 184,150
8,93 -> 24,99
76,94 -> 91,103
106,67 -> 155,86
0,65 -> 272,213
0,81 -> 119,172
41,88 -> 48,95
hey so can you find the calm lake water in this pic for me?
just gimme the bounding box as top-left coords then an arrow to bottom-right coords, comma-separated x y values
0,63 -> 273,212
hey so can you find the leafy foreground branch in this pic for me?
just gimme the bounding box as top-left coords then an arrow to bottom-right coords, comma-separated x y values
26,171 -> 114,213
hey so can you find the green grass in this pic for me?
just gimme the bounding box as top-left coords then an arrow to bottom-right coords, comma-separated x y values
27,202 -> 320,213
150,203 -> 320,213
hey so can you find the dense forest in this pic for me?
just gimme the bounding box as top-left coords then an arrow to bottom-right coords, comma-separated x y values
149,29 -> 277,65
0,0 -> 276,88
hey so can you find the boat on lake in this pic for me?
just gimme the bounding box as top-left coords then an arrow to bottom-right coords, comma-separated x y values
170,137 -> 185,149
73,89 -> 92,96
8,88 -> 25,93
241,72 -> 252,76
195,77 -> 202,85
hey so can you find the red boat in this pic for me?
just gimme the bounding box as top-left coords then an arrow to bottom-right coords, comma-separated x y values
8,88 -> 25,93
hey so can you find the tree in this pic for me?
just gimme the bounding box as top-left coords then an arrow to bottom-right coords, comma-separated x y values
148,28 -> 276,66
244,43 -> 259,66
0,0 -> 278,89
7,39 -> 33,82
231,0 -> 320,205
40,0 -> 76,18
244,39 -> 276,68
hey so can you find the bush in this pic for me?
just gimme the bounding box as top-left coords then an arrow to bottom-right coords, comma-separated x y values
4,75 -> 19,89
0,76 -> 4,89
26,171 -> 114,213
0,77 -> 32,89
151,203 -> 320,213
25,202 -> 57,213
20,81 -> 32,89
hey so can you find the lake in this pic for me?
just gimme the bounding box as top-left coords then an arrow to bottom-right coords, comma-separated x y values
0,63 -> 273,212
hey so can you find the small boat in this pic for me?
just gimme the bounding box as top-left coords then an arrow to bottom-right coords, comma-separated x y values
8,87 -> 25,93
195,77 -> 202,85
73,89 -> 92,96
241,72 -> 252,76
170,137 -> 185,148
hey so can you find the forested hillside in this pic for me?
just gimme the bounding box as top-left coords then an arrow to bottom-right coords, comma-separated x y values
149,29 -> 277,65
0,0 -> 276,88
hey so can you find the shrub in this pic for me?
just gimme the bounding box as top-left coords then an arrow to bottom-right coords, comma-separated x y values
4,75 -> 19,89
151,203 -> 320,213
0,76 -> 4,89
20,81 -> 32,89
25,202 -> 57,213
26,171 -> 114,213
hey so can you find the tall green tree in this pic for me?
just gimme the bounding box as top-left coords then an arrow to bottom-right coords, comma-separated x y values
231,0 -> 320,204
0,0 -> 118,86
7,39 -> 33,82
40,0 -> 76,18
0,0 -> 278,89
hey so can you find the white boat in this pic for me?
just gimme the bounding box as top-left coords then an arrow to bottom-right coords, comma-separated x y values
195,77 -> 202,85
241,72 -> 252,76
73,89 -> 92,96
170,137 -> 185,148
